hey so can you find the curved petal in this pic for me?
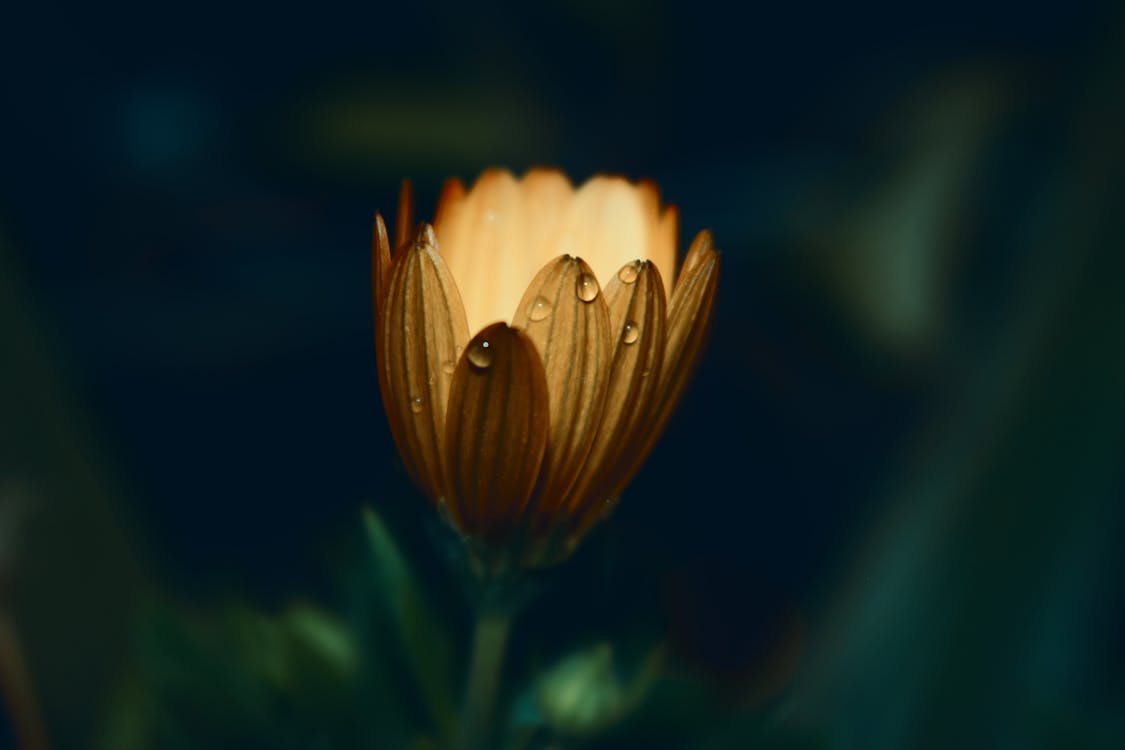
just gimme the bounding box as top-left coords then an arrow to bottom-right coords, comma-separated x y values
654,205 -> 679,296
514,255 -> 612,529
520,168 -> 574,276
371,212 -> 392,319
378,225 -> 470,502
433,177 -> 466,228
672,229 -> 713,299
578,237 -> 719,535
568,259 -> 667,516
434,168 -> 526,334
443,323 -> 549,539
659,240 -> 719,426
395,179 -> 414,250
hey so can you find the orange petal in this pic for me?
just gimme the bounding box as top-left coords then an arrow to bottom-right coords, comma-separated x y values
433,177 -> 466,228
514,255 -> 613,529
443,323 -> 550,539
378,225 -> 470,502
520,168 -> 574,276
568,259 -> 667,516
654,205 -> 679,296
395,179 -> 414,250
636,179 -> 662,225
554,177 -> 650,301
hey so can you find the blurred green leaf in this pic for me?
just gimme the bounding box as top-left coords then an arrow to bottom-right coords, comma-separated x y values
532,641 -> 664,738
362,506 -> 458,739
100,598 -> 366,749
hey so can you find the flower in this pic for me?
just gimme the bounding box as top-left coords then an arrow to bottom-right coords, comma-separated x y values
373,168 -> 718,568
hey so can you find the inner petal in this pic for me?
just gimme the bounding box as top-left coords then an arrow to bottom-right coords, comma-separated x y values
435,169 -> 526,335
549,177 -> 653,295
435,170 -> 672,335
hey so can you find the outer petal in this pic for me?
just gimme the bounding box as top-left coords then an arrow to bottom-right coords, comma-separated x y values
568,259 -> 667,515
371,212 -> 392,315
378,225 -> 470,502
576,236 -> 719,536
514,255 -> 612,530
659,240 -> 719,419
443,323 -> 550,539
673,229 -> 713,300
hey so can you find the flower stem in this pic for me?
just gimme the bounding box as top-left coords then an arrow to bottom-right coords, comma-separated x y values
457,606 -> 512,750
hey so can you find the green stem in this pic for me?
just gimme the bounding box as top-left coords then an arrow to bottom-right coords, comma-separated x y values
456,607 -> 513,750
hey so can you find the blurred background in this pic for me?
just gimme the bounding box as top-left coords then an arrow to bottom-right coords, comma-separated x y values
2,1 -> 1123,747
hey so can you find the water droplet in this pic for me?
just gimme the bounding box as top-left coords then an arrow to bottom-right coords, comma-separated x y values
427,376 -> 434,385
484,209 -> 498,222
410,396 -> 424,413
640,368 -> 651,378
622,321 -> 640,344
618,263 -> 639,284
528,295 -> 552,322
467,339 -> 493,369
575,273 -> 599,302
441,361 -> 455,375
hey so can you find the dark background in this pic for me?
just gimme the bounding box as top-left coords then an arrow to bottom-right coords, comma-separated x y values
2,1 -> 1123,747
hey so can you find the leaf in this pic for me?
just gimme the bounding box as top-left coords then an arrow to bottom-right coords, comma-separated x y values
362,506 -> 458,738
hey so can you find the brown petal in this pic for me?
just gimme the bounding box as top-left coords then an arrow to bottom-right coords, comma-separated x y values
443,323 -> 550,539
567,259 -> 667,515
579,237 -> 718,533
672,229 -> 713,301
514,255 -> 612,529
378,224 -> 470,502
371,212 -> 392,316
395,179 -> 414,250
372,213 -> 393,474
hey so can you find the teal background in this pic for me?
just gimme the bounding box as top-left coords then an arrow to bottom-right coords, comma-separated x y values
1,1 -> 1122,747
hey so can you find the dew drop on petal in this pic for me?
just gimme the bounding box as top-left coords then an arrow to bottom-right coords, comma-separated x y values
467,339 -> 493,369
441,360 -> 455,375
618,263 -> 639,284
528,295 -> 553,322
575,273 -> 599,302
622,321 -> 640,344
410,395 -> 424,413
